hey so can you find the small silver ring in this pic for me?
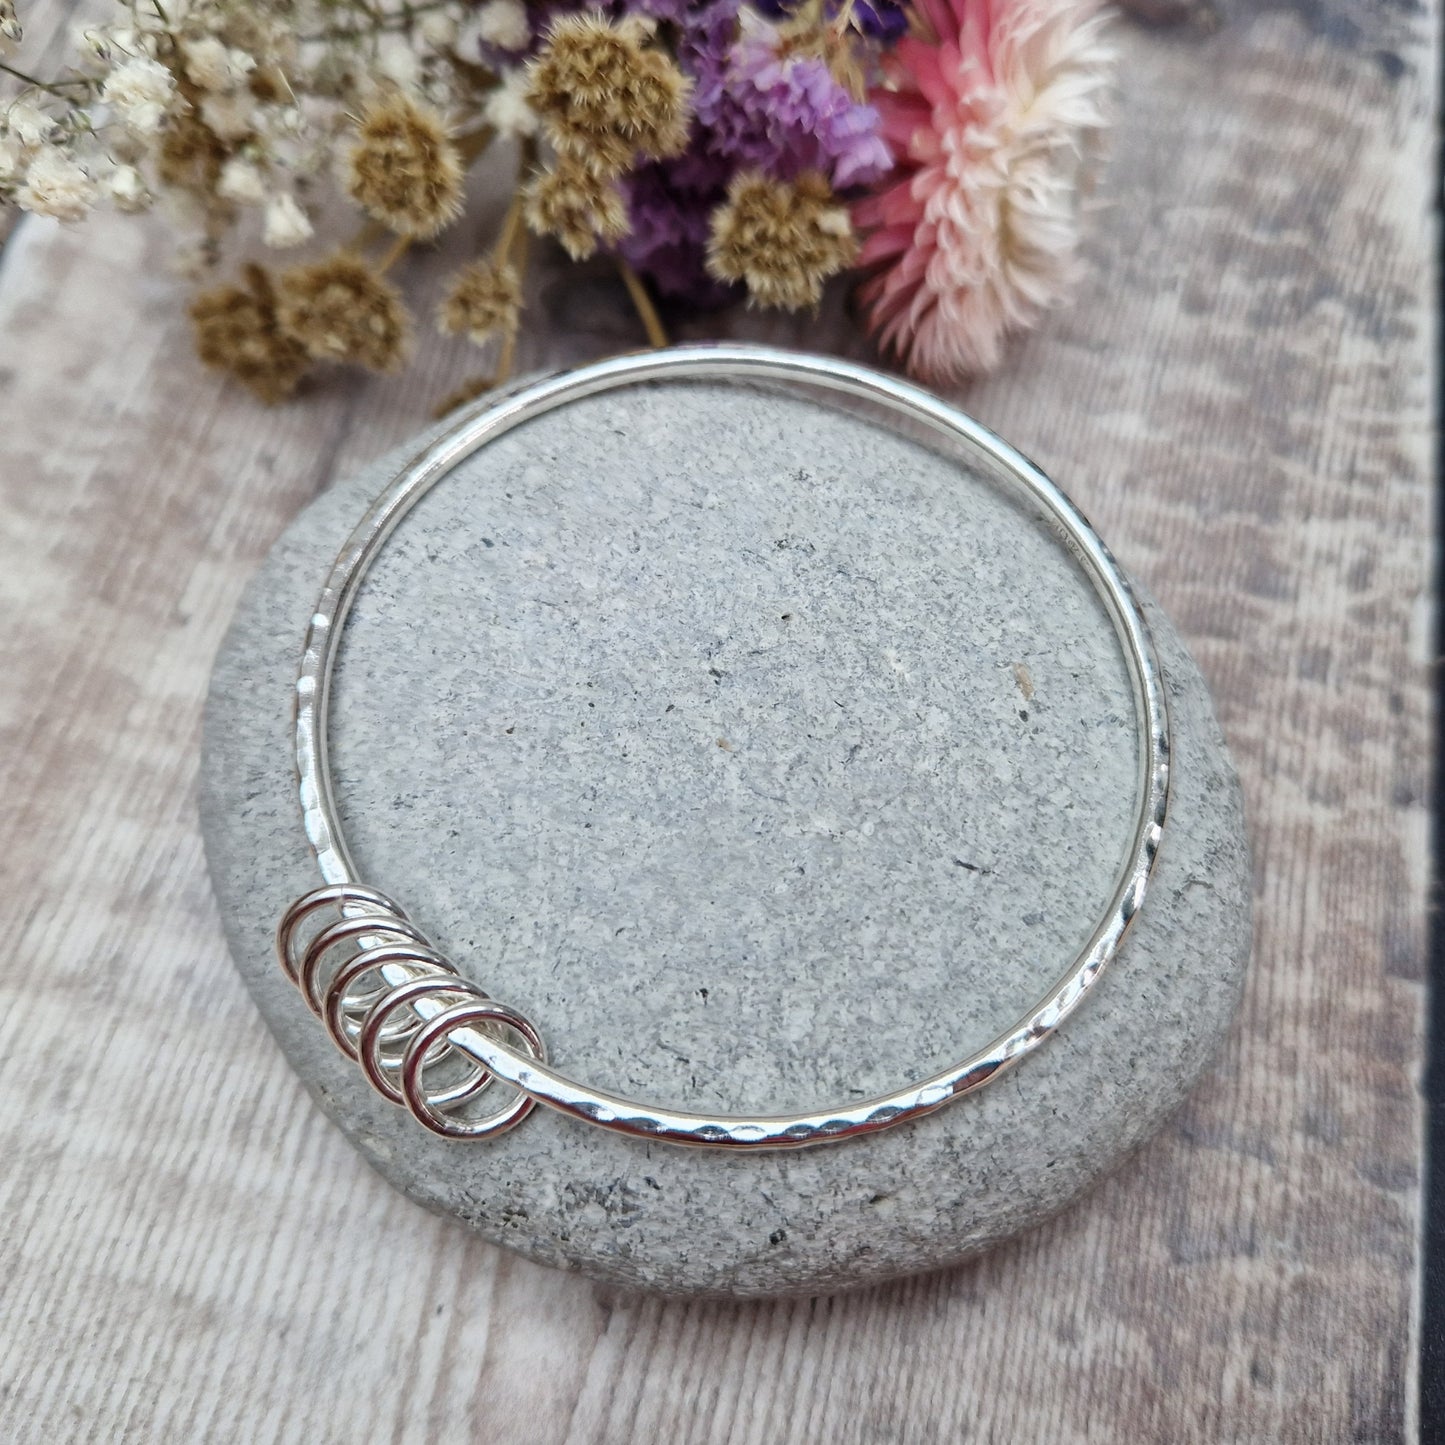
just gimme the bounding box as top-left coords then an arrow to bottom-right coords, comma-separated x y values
297,913 -> 431,1016
357,974 -> 486,1106
399,1002 -> 546,1140
322,942 -> 458,1060
275,883 -> 407,984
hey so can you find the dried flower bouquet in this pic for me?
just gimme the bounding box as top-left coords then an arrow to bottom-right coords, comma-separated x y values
0,0 -> 1114,403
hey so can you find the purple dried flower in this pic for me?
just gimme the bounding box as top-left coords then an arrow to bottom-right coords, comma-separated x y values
620,148 -> 735,303
741,0 -> 910,43
848,0 -> 910,42
621,0 -> 699,20
696,13 -> 892,188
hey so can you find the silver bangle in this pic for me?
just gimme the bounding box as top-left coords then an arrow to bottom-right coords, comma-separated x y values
275,344 -> 1171,1150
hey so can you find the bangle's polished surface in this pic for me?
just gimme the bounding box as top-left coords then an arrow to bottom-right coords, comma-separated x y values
278,344 -> 1171,1149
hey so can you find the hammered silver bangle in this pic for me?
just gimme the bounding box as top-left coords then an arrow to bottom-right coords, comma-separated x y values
275,344 -> 1171,1150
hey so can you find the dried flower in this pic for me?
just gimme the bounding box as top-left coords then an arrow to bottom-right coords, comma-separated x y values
0,0 -> 1106,406
264,192 -> 312,247
0,132 -> 25,182
620,148 -> 732,303
276,252 -> 411,371
345,93 -> 463,239
157,112 -> 230,191
702,12 -> 891,188
100,56 -> 176,135
106,163 -> 151,212
182,37 -> 256,93
199,90 -> 257,143
523,154 -> 629,260
527,13 -> 693,172
4,99 -> 55,148
417,10 -> 458,50
855,0 -> 1114,381
483,68 -> 539,140
474,0 -> 530,53
190,263 -> 311,402
438,257 -> 522,344
375,32 -> 424,91
707,169 -> 855,309
217,156 -> 267,205
16,148 -> 97,221
0,0 -> 21,57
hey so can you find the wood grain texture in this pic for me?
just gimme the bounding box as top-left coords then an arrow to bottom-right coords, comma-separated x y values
0,0 -> 1433,1437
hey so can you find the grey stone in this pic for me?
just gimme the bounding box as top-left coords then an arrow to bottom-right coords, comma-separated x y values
200,378 -> 1251,1298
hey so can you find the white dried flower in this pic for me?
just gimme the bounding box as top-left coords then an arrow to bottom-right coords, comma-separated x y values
16,147 -> 97,221
417,9 -> 459,48
1,0 -> 21,56
375,32 -> 422,90
269,105 -> 306,138
263,191 -> 312,247
217,156 -> 267,204
183,36 -> 255,93
483,69 -> 538,140
106,25 -> 148,59
5,99 -> 57,148
70,22 -> 111,60
101,56 -> 176,134
106,163 -> 151,212
475,0 -> 529,52
0,132 -> 25,181
201,90 -> 256,141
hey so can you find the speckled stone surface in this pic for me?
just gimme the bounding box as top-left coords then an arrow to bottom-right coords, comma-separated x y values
200,377 -> 1251,1297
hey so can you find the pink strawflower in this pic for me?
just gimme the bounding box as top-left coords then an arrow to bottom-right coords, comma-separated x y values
854,0 -> 1114,383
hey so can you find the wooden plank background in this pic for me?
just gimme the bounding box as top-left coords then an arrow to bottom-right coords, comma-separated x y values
0,0 -> 1433,1436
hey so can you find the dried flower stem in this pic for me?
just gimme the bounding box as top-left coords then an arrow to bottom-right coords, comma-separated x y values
376,231 -> 411,273
0,62 -> 95,97
484,213 -> 527,384
492,195 -> 519,258
616,258 -> 668,348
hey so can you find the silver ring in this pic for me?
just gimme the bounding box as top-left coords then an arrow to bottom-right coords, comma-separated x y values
275,882 -> 408,985
281,343 -> 1171,1150
322,941 -> 456,1060
400,1002 -> 546,1140
356,972 -> 486,1107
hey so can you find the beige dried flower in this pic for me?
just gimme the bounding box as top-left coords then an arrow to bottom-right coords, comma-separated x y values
438,258 -> 522,345
190,263 -> 310,403
523,155 -> 628,261
276,252 -> 412,371
527,13 -> 691,173
345,93 -> 464,239
707,170 -> 857,311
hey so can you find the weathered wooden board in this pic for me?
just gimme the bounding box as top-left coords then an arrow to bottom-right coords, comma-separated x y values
0,0 -> 1432,1437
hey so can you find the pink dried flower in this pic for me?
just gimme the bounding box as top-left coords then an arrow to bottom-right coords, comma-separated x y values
854,0 -> 1114,384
